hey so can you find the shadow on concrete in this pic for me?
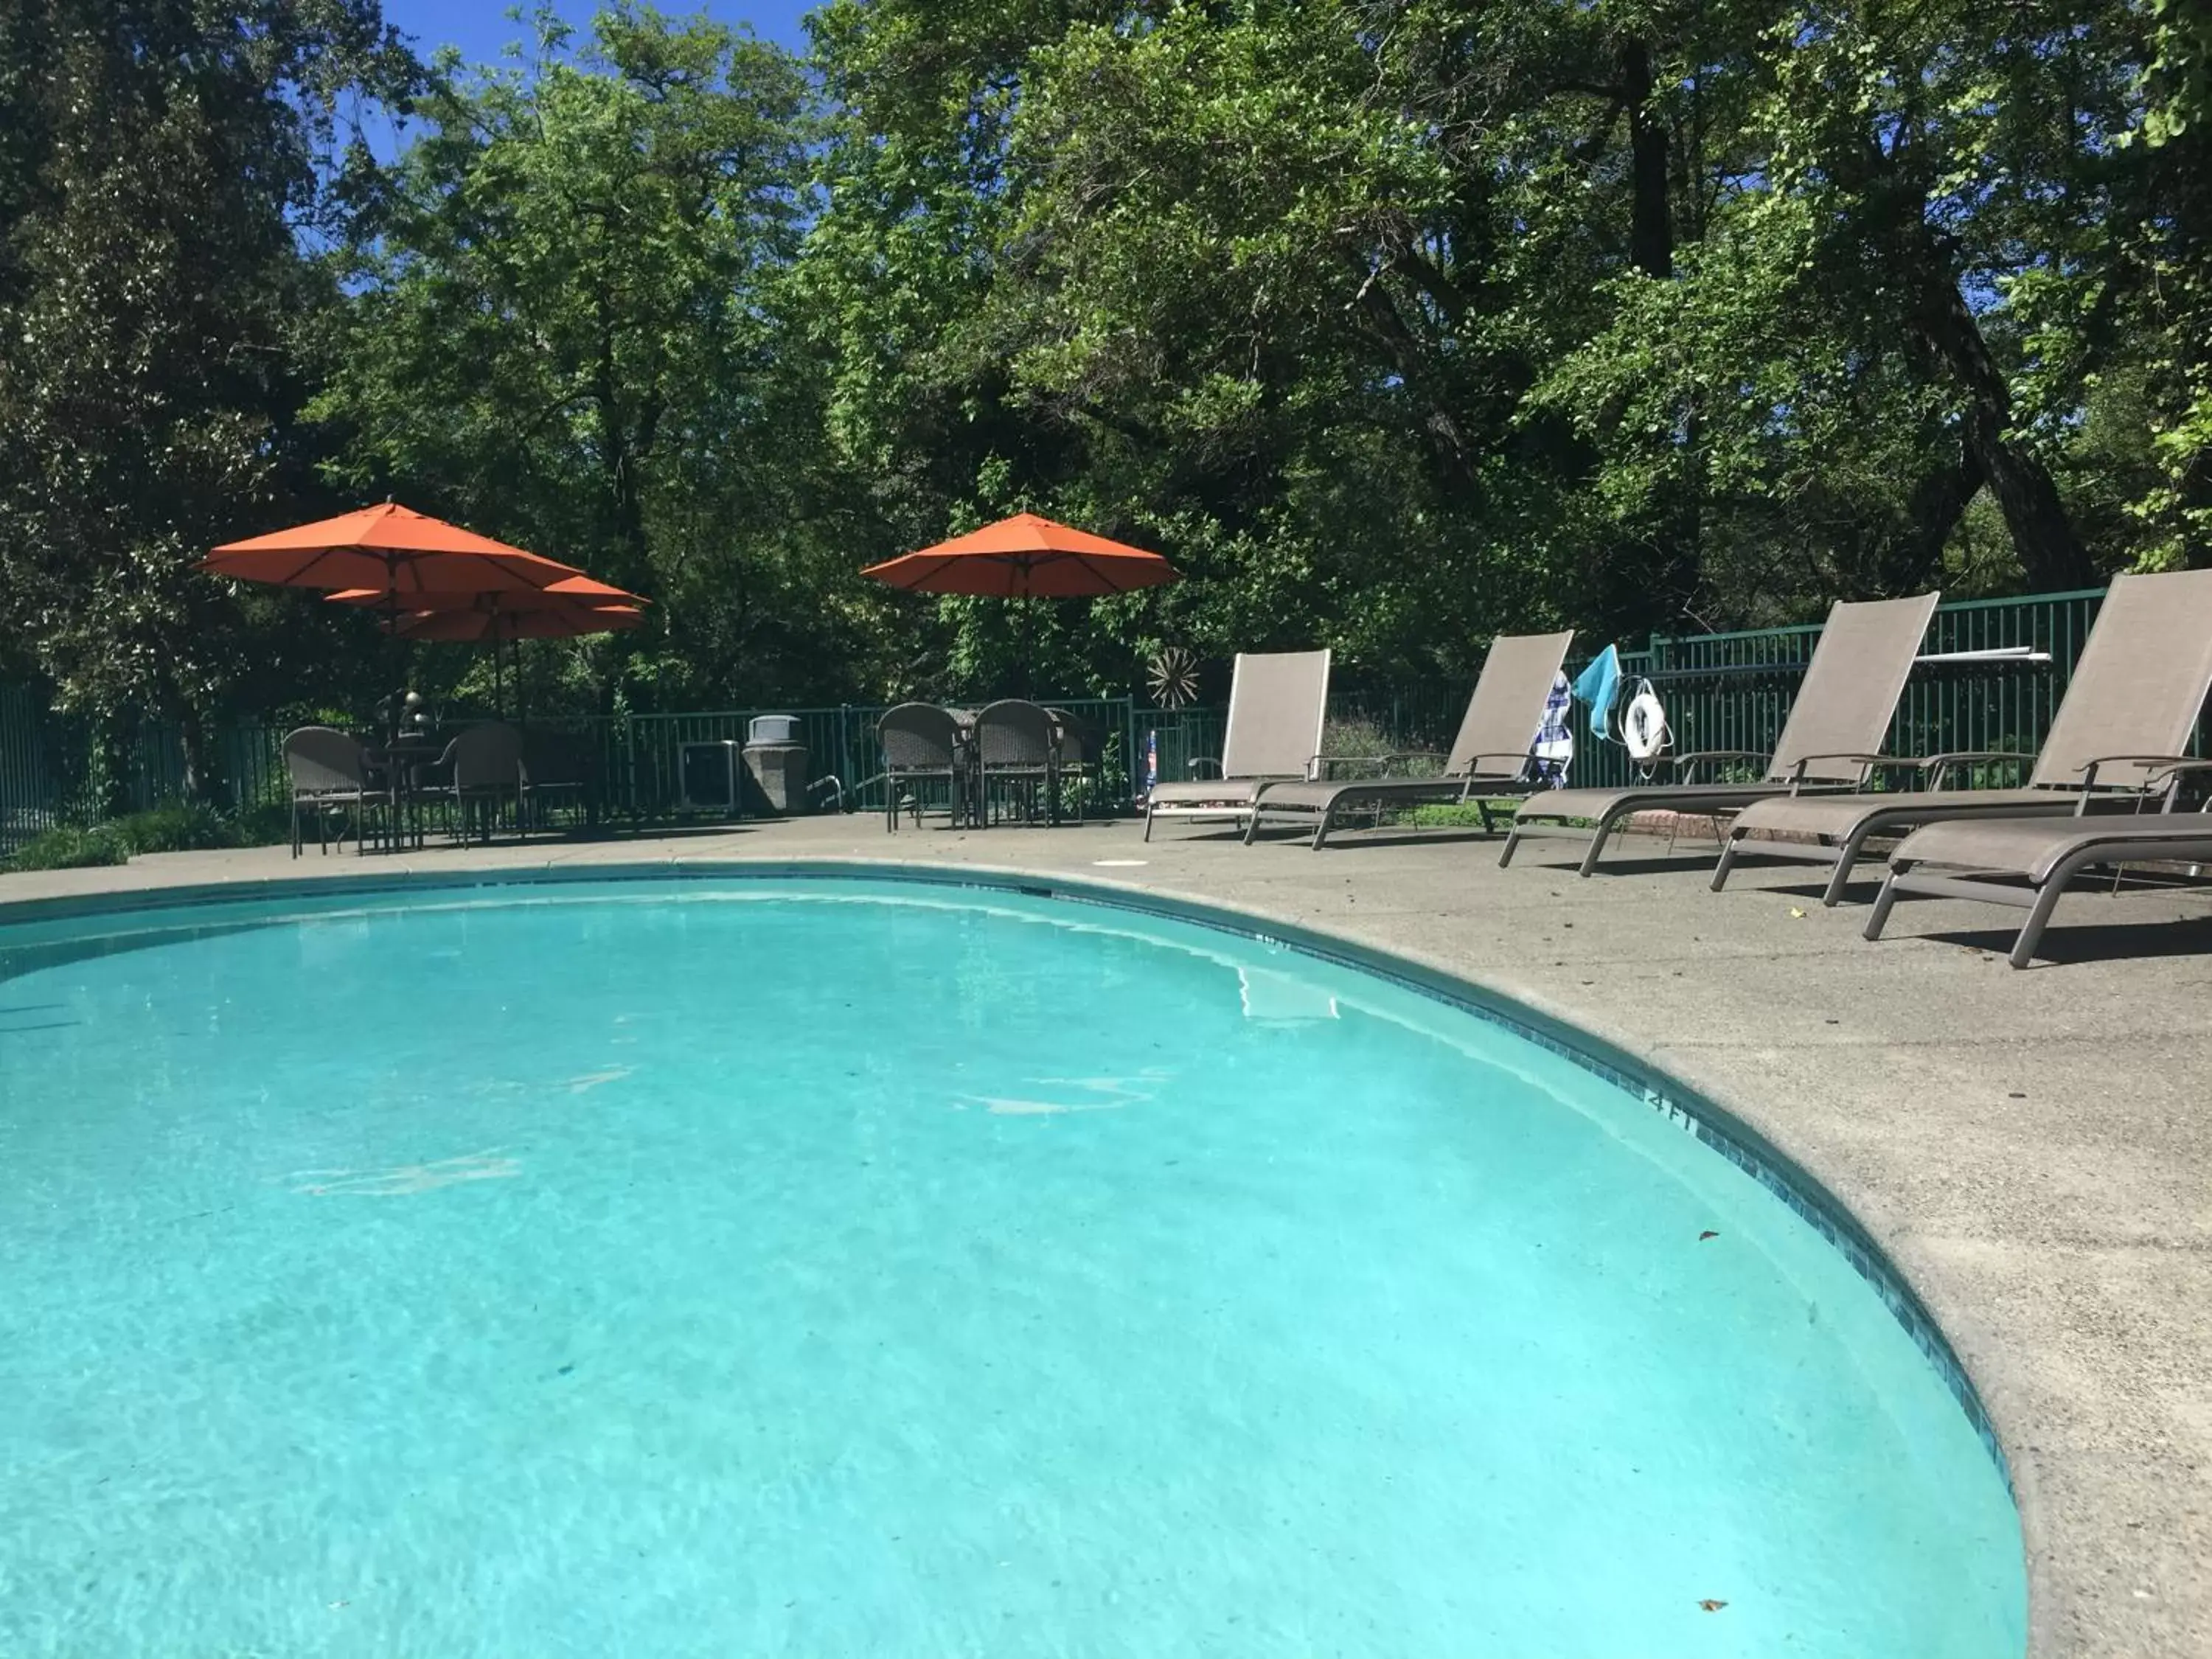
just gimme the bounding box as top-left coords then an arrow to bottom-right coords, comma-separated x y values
1247,828 -> 1506,851
1761,877 -> 1887,906
1506,852 -> 1727,879
1914,914 -> 2212,967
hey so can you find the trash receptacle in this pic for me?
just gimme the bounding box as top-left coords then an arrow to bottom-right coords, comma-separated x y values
742,715 -> 809,815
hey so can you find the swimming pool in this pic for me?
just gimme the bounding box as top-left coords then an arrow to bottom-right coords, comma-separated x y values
0,873 -> 2024,1657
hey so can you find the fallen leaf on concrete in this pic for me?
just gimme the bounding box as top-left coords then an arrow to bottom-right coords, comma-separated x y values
1788,906 -> 1806,918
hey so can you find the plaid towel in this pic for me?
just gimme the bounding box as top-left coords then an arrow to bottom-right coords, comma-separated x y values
1531,671 -> 1574,787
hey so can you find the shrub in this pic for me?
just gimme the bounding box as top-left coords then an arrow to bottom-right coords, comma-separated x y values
1,799 -> 301,872
1319,714 -> 1424,780
7,824 -> 129,871
1407,801 -> 1519,829
229,802 -> 293,846
110,801 -> 235,855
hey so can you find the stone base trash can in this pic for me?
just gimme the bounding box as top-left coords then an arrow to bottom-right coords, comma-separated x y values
742,714 -> 810,815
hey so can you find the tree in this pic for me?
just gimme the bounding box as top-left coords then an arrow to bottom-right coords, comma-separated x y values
807,0 -> 2199,688
0,0 -> 417,796
316,4 -> 877,710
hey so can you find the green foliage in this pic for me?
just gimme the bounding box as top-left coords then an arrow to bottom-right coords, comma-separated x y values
1407,803 -> 1514,830
2,799 -> 289,871
0,0 -> 419,753
111,802 -> 241,855
4,0 -> 2208,743
5,824 -> 130,872
313,4 -> 894,709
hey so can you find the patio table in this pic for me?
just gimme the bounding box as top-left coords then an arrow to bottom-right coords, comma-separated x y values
364,734 -> 446,850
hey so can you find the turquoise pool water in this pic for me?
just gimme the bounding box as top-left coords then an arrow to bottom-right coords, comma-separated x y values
0,877 -> 2024,1657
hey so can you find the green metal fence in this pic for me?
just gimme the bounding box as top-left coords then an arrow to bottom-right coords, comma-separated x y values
551,698 -> 1145,821
2,585 -> 2202,856
1127,587 -> 2188,799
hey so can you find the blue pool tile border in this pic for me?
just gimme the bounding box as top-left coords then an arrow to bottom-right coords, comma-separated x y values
0,857 -> 2011,1486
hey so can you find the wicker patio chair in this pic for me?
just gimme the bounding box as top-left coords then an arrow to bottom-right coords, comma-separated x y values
878,703 -> 967,831
974,699 -> 1059,826
282,726 -> 393,858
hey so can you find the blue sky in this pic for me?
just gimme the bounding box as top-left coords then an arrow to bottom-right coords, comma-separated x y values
378,0 -> 814,68
358,2 -> 816,157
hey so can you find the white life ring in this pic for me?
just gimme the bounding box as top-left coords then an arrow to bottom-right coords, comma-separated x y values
1622,686 -> 1669,762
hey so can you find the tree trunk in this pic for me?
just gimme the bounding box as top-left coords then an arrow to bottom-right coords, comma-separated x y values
593,286 -> 652,591
178,705 -> 214,804
1882,448 -> 1984,594
1622,41 -> 1672,279
1909,272 -> 2095,591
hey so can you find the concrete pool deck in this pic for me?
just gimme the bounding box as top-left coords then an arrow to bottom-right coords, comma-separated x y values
5,813 -> 2209,1658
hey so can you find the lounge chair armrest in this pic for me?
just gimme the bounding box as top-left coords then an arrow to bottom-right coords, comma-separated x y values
1316,751 -> 1401,779
1782,751 -> 1905,791
1918,750 -> 2037,789
1669,748 -> 1768,782
1185,756 -> 1225,779
1383,748 -> 1468,778
2073,754 -> 2212,801
1459,751 -> 1537,776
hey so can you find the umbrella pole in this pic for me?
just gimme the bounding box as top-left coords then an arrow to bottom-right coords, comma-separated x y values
1020,562 -> 1034,698
384,554 -> 403,747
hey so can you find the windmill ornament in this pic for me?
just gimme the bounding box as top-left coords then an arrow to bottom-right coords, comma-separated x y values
1147,646 -> 1200,709
1141,645 -> 1202,804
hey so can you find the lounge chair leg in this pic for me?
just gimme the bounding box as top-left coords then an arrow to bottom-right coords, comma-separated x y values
1711,834 -> 1740,891
1310,804 -> 1334,850
1475,799 -> 1495,836
1575,819 -> 1615,877
1823,828 -> 1879,906
1242,807 -> 1262,846
1142,807 -> 1155,842
1865,864 -> 1909,941
1498,828 -> 1521,868
2010,855 -> 2087,968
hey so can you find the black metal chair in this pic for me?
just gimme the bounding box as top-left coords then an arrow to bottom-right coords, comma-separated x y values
282,727 -> 392,857
879,703 -> 967,831
975,699 -> 1059,827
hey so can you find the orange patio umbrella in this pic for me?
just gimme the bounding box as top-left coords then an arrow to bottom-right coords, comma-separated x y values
860,512 -> 1180,598
385,602 -> 644,643
204,501 -> 592,596
324,585 -> 646,714
863,512 -> 1179,690
325,573 -> 644,615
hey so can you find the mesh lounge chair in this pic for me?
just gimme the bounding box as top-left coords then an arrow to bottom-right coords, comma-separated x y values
1143,650 -> 1331,841
880,702 -> 966,831
1498,593 -> 1939,876
1244,631 -> 1576,849
973,699 -> 1058,826
282,726 -> 392,858
1867,793 -> 2212,967
1714,568 -> 2212,903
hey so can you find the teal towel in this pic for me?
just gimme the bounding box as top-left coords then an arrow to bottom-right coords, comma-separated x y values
1573,645 -> 1623,742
